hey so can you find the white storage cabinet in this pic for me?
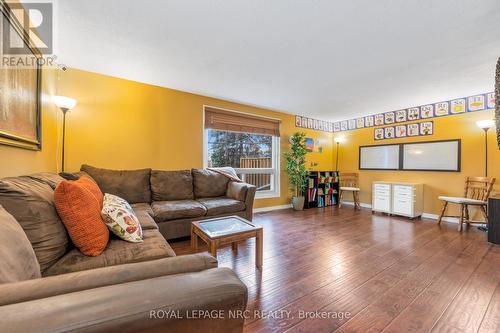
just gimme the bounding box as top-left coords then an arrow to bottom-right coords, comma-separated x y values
372,182 -> 423,218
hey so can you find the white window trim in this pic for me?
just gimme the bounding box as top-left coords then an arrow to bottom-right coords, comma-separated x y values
203,129 -> 280,200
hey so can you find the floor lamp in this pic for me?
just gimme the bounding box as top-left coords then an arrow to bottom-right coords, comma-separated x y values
334,137 -> 344,171
54,96 -> 77,172
475,119 -> 494,232
476,119 -> 495,176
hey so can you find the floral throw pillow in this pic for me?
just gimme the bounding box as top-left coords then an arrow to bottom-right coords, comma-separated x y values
101,193 -> 143,243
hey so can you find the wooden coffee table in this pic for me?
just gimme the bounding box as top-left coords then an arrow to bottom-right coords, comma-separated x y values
191,216 -> 263,269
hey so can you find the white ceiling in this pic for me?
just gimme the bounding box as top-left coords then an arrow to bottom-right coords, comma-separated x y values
55,0 -> 500,121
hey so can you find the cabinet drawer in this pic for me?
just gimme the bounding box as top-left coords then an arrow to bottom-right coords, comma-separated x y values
393,197 -> 413,215
375,190 -> 390,198
374,184 -> 390,192
393,185 -> 413,196
394,191 -> 413,199
373,196 -> 391,212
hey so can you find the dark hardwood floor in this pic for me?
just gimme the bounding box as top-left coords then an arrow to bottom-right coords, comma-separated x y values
170,206 -> 500,333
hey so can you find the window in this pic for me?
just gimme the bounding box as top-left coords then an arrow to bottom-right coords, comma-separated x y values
204,107 -> 281,199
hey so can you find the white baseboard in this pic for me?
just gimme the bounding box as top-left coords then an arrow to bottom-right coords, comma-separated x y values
421,213 -> 459,224
340,201 -> 373,209
253,204 -> 292,213
317,201 -> 463,224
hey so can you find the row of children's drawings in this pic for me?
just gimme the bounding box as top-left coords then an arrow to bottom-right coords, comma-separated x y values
375,121 -> 433,140
295,92 -> 494,133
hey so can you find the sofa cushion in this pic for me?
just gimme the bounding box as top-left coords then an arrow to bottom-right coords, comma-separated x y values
152,200 -> 207,222
43,230 -> 175,276
131,202 -> 153,216
81,164 -> 151,204
151,169 -> 194,201
197,197 -> 246,216
131,203 -> 158,230
59,171 -> 92,181
54,177 -> 109,257
27,173 -> 64,190
0,206 -> 41,283
102,194 -> 143,243
192,168 -> 230,198
0,176 -> 69,272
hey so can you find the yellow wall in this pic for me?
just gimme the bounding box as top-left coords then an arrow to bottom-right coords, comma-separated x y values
0,69 -> 59,177
336,110 -> 500,216
0,67 -> 333,208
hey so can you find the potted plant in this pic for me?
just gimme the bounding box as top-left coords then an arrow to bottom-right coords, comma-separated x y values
284,132 -> 308,210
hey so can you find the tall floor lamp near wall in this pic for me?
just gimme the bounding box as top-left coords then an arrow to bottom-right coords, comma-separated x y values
476,119 -> 495,176
54,96 -> 77,172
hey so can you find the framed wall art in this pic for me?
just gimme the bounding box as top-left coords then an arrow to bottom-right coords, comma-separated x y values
434,102 -> 449,116
408,107 -> 420,121
395,110 -> 407,123
0,3 -> 42,150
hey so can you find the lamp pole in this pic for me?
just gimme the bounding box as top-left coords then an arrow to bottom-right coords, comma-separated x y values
335,141 -> 340,171
483,127 -> 489,177
61,108 -> 69,172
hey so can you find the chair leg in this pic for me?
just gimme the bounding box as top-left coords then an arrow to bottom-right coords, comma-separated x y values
438,202 -> 448,225
458,204 -> 464,232
354,192 -> 360,210
464,205 -> 471,229
464,205 -> 470,223
480,205 -> 489,224
339,190 -> 343,208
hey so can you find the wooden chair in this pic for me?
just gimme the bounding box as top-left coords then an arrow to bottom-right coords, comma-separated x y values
339,173 -> 361,209
437,176 -> 496,231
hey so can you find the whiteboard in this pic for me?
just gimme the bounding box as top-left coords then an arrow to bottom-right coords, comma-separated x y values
403,140 -> 460,171
359,145 -> 400,170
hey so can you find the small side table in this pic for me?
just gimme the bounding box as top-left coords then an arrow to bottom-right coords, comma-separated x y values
191,216 -> 263,269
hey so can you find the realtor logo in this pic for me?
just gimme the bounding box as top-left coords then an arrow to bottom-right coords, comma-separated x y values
2,2 -> 53,54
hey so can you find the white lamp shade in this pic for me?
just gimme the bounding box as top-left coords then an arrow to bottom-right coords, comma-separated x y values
54,96 -> 77,110
334,137 -> 345,143
476,119 -> 495,130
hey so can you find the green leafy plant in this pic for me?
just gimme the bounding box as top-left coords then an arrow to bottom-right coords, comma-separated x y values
284,132 -> 308,197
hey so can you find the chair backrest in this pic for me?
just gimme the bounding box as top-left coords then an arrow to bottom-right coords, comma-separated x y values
464,176 -> 496,201
340,173 -> 358,187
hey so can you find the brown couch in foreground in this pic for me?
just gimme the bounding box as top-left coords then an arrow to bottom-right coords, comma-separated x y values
0,170 -> 251,333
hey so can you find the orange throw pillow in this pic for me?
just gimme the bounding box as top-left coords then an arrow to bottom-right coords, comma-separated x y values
54,176 -> 109,256
77,175 -> 104,208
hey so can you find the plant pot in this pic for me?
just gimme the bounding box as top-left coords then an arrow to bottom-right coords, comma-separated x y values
292,196 -> 305,211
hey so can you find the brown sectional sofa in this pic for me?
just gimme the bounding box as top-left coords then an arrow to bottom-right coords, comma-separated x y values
80,165 -> 257,240
0,167 -> 255,333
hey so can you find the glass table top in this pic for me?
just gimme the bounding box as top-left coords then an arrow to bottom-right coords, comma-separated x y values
198,217 -> 255,237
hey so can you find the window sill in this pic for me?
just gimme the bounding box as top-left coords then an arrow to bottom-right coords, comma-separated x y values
255,192 -> 280,199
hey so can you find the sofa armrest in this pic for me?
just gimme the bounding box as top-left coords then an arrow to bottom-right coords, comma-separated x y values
226,182 -> 256,221
1,267 -> 247,333
244,184 -> 257,221
0,253 -> 217,306
226,181 -> 248,201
